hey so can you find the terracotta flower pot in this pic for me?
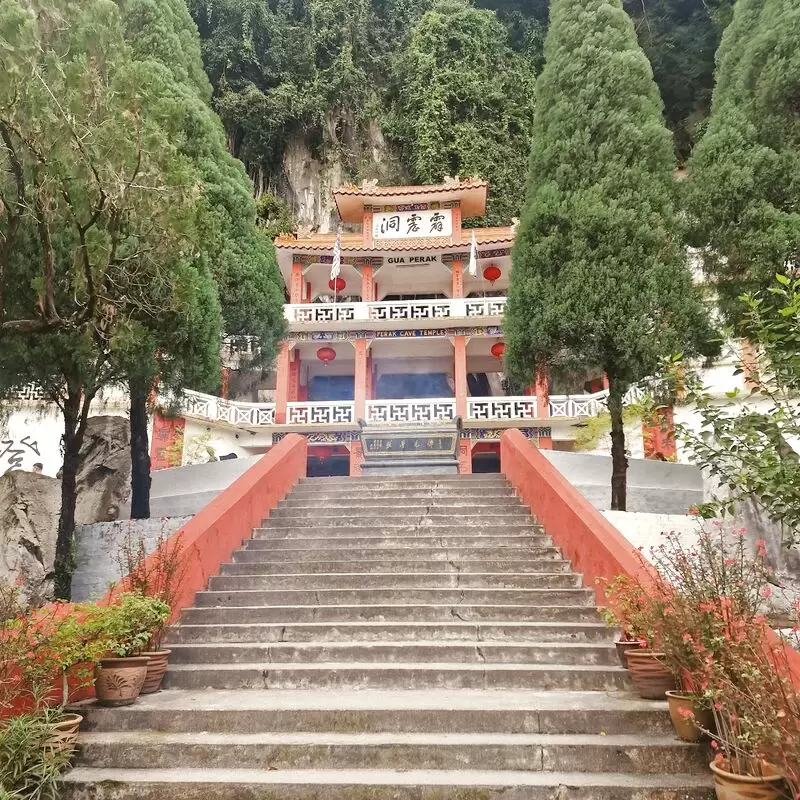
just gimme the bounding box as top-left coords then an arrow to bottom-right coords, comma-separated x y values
614,638 -> 642,668
94,656 -> 150,707
625,650 -> 677,699
709,759 -> 785,800
140,650 -> 171,695
665,691 -> 713,742
46,712 -> 83,752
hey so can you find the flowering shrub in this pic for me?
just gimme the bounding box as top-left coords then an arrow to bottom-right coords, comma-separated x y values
603,523 -> 800,786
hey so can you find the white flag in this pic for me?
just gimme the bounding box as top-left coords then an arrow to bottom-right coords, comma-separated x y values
467,230 -> 478,278
330,231 -> 342,280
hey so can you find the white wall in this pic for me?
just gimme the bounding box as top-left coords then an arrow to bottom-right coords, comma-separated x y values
0,404 -> 131,478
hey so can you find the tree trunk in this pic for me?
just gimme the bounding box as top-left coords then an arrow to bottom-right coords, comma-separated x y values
129,377 -> 152,519
608,378 -> 628,512
53,388 -> 92,600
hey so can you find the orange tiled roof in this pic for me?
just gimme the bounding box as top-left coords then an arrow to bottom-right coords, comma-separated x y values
274,226 -> 515,252
332,177 -> 488,198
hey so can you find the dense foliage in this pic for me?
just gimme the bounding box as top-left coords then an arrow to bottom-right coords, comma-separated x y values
685,0 -> 800,327
188,0 -> 731,224
682,277 -> 800,546
504,0 -> 714,510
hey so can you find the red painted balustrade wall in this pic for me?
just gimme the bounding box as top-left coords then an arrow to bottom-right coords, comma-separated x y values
4,434 -> 308,715
500,428 -> 800,686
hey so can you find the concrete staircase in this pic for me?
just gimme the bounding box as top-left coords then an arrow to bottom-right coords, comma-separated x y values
64,474 -> 713,798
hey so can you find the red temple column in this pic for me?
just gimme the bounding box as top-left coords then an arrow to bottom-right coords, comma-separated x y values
274,341 -> 291,424
290,261 -> 304,304
458,437 -> 472,474
361,265 -> 374,302
288,350 -> 301,402
534,369 -> 553,450
354,339 -> 369,420
365,350 -> 374,401
363,208 -> 374,248
349,440 -> 365,476
451,258 -> 464,299
452,205 -> 462,245
453,335 -> 468,418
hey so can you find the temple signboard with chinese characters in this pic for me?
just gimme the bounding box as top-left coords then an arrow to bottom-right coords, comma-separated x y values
373,207 -> 453,240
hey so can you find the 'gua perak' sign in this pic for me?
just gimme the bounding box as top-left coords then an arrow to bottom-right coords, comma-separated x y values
373,208 -> 452,240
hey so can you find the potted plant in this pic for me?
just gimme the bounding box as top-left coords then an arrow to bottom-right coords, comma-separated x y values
600,574 -> 677,698
598,575 -> 650,667
88,593 -> 170,707
117,525 -> 186,694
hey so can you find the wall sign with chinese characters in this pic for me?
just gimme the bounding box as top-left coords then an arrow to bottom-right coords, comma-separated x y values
373,208 -> 452,240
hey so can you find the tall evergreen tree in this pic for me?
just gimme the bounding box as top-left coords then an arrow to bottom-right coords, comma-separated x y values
0,0 -> 222,596
685,0 -> 800,327
505,0 -> 713,510
116,0 -> 287,518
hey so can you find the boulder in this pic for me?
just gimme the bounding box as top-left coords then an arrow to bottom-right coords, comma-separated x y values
0,470 -> 60,605
74,415 -> 131,524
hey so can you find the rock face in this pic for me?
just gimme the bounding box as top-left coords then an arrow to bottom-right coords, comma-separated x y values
0,470 -> 60,605
74,415 -> 131,525
1,415 -> 132,604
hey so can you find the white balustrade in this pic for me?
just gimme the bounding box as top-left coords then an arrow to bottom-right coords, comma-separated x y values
181,389 -> 275,426
548,392 -> 607,418
285,303 -> 360,324
286,401 -> 355,425
366,399 -> 457,425
285,297 -> 509,326
464,297 -> 507,317
467,396 -> 537,421
368,299 -> 454,322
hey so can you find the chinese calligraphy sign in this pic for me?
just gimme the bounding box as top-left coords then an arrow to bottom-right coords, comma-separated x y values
0,436 -> 41,473
373,209 -> 453,240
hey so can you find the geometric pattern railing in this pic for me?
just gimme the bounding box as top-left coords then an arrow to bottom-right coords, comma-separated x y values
464,297 -> 507,317
180,388 -> 649,428
368,300 -> 454,321
366,399 -> 457,425
286,401 -> 355,425
182,389 -> 276,426
548,392 -> 607,418
289,304 -> 359,323
285,297 -> 508,325
467,396 -> 537,421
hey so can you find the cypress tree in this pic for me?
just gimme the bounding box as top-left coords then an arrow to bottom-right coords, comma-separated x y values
685,0 -> 800,326
505,0 -> 713,510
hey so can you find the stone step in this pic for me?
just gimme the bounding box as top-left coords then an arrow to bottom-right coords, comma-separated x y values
166,641 -> 618,666
179,604 -> 603,625
266,506 -> 532,520
193,588 -> 595,608
286,488 -> 520,501
61,767 -> 714,799
166,621 -> 613,644
208,572 -> 581,592
220,559 -> 572,575
299,475 -> 510,486
278,497 -> 526,510
75,731 -> 709,774
162,661 -> 628,691
73,688 -> 675,736
254,521 -> 543,535
245,534 -> 552,549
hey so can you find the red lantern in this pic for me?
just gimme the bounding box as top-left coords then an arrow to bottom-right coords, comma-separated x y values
491,341 -> 505,359
328,277 -> 346,293
483,264 -> 501,284
316,346 -> 336,365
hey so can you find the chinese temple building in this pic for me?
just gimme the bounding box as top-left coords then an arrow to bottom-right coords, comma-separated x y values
169,178 -> 618,476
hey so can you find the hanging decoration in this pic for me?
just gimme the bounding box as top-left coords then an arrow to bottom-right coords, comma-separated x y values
328,277 -> 346,293
316,346 -> 337,365
491,341 -> 505,359
483,264 -> 501,284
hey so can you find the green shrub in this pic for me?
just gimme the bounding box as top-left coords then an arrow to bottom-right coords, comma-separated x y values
0,712 -> 73,800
